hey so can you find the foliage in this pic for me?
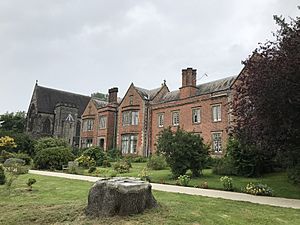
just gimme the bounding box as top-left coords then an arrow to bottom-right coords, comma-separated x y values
157,127 -> 209,177
287,164 -> 300,184
232,13 -> 300,181
13,153 -> 32,165
0,111 -> 26,133
200,181 -> 208,189
220,176 -> 233,191
147,154 -> 167,170
75,155 -> 96,168
3,158 -> 28,193
212,156 -> 236,176
34,137 -> 69,154
243,182 -> 273,196
113,160 -> 131,173
102,159 -> 111,168
68,163 -> 80,174
0,131 -> 35,157
26,178 -> 36,191
91,92 -> 108,101
107,148 -> 122,160
0,150 -> 14,163
0,164 -> 6,185
34,146 -> 74,170
138,167 -> 151,182
0,136 -> 17,151
88,166 -> 97,173
82,146 -> 107,166
177,175 -> 191,186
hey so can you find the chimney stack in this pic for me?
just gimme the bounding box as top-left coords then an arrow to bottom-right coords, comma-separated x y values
180,68 -> 198,99
108,87 -> 118,103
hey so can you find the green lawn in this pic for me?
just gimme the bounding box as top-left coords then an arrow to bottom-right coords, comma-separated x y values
79,162 -> 300,199
0,174 -> 299,225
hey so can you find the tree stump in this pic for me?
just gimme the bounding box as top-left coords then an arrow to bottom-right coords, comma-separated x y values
85,177 -> 157,217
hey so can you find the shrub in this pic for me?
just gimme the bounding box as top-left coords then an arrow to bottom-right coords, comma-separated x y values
68,163 -> 80,174
130,156 -> 148,163
0,165 -> 6,185
177,175 -> 190,186
0,150 -> 14,163
220,176 -> 233,191
287,163 -> 300,184
34,137 -> 69,154
200,181 -> 208,189
243,183 -> 273,196
26,178 -> 36,191
88,166 -> 97,173
75,155 -> 95,168
82,147 -> 107,166
34,146 -> 74,170
138,167 -> 151,182
157,127 -> 209,178
107,148 -> 122,160
113,160 -> 130,173
147,154 -> 167,170
212,157 -> 236,175
13,153 -> 32,165
3,158 -> 28,192
102,160 -> 111,168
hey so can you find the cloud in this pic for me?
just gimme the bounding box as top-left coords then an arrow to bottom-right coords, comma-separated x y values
0,0 -> 299,113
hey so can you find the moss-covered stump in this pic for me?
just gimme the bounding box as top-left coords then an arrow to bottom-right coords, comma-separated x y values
85,177 -> 157,217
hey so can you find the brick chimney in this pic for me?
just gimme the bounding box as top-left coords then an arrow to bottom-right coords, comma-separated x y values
108,87 -> 118,103
179,68 -> 198,99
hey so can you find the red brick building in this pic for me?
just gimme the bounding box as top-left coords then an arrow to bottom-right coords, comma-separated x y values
80,68 -> 236,156
80,88 -> 118,150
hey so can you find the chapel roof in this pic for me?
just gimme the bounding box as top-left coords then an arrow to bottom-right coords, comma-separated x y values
34,85 -> 91,115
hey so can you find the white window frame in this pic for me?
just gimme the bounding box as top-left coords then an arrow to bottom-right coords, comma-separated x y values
212,132 -> 222,153
192,108 -> 201,124
172,111 -> 180,126
212,104 -> 222,122
99,116 -> 107,129
158,113 -> 164,127
84,119 -> 94,131
121,134 -> 138,154
122,111 -> 139,126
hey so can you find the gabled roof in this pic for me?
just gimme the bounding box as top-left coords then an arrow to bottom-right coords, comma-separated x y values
135,86 -> 162,100
159,75 -> 237,103
91,98 -> 108,109
35,85 -> 91,115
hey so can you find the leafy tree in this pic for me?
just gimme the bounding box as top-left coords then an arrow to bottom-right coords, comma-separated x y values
232,12 -> 300,181
157,127 -> 209,178
91,92 -> 108,101
81,146 -> 107,166
0,131 -> 35,156
0,111 -> 26,133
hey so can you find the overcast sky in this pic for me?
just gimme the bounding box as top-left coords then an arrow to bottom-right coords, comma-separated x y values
0,0 -> 298,114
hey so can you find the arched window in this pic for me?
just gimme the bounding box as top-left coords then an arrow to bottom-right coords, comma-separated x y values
42,118 -> 51,134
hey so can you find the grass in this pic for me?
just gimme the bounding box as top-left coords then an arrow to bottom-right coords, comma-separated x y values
77,162 -> 300,199
0,174 -> 300,225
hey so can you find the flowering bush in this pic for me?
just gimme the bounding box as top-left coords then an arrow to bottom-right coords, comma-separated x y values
0,136 -> 17,150
243,182 -> 273,196
113,160 -> 130,173
177,175 -> 191,186
75,155 -> 95,168
220,176 -> 233,191
138,167 -> 151,182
